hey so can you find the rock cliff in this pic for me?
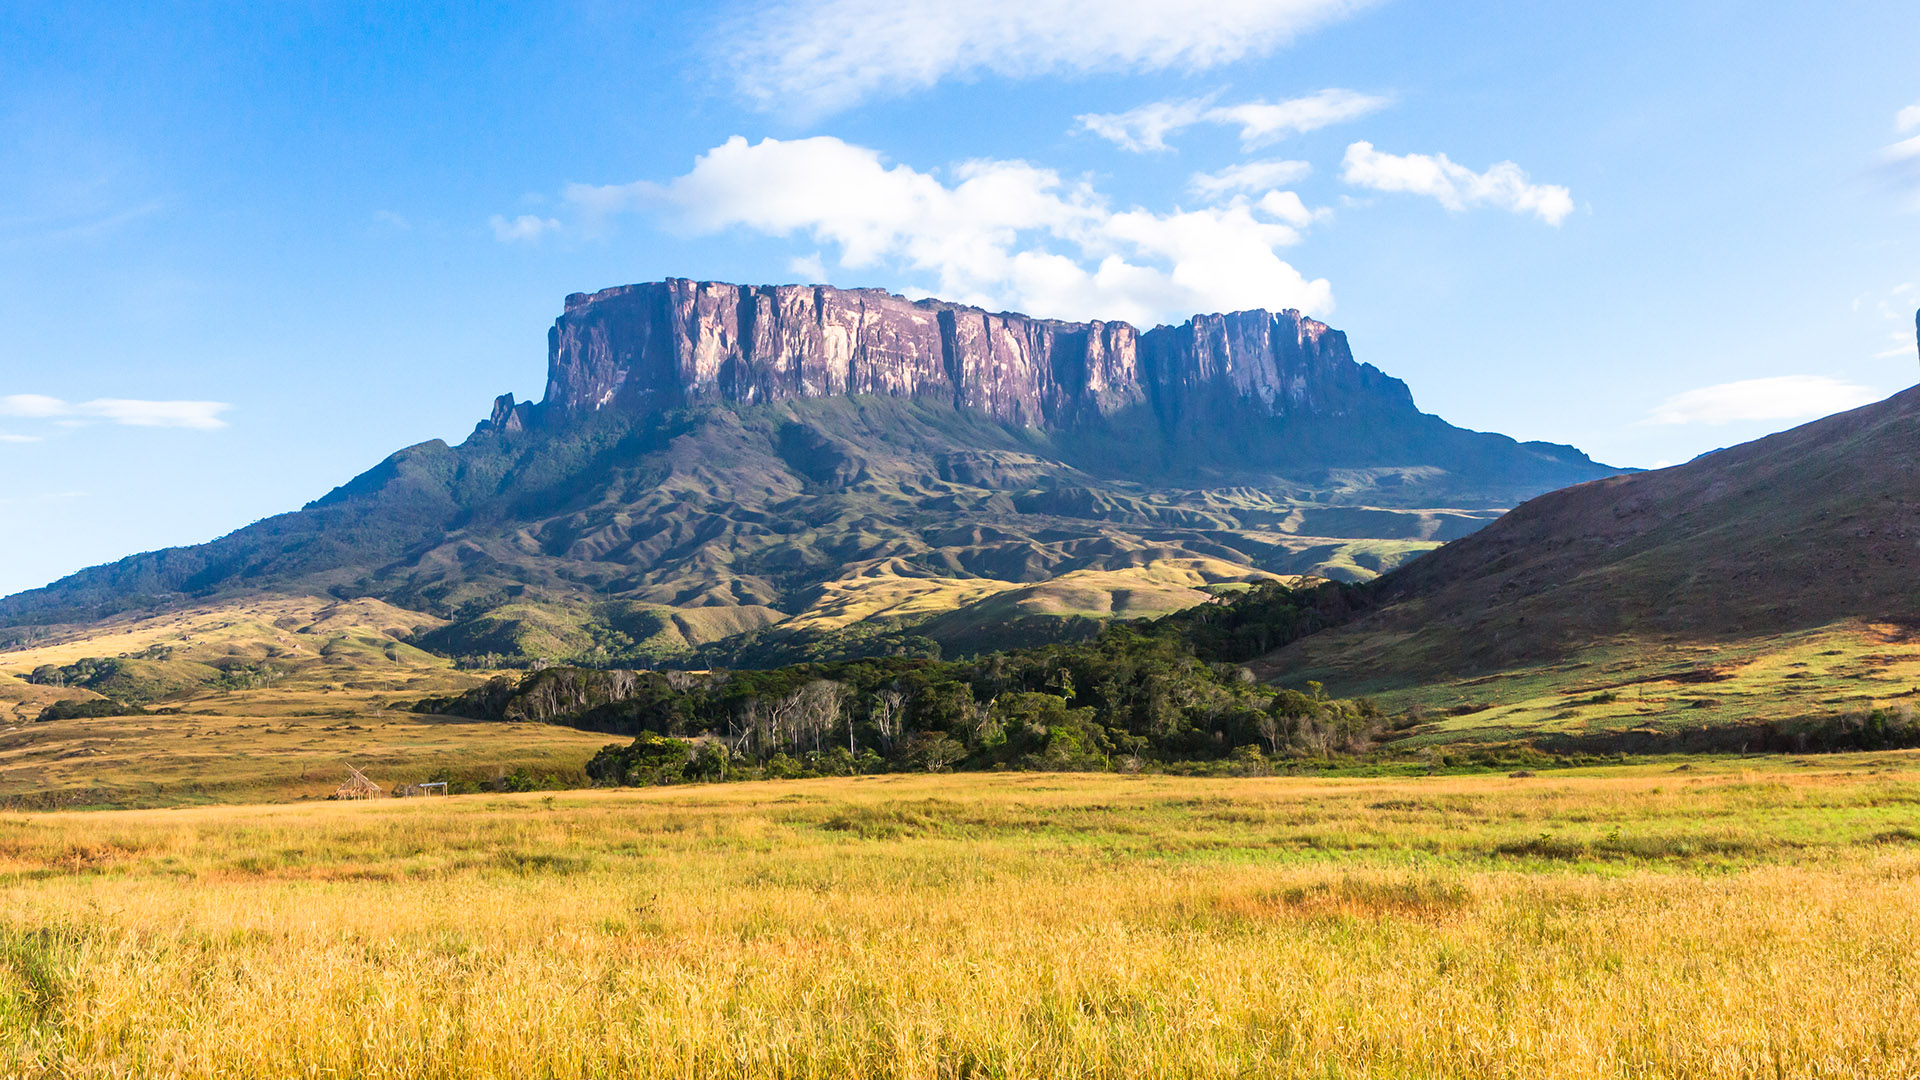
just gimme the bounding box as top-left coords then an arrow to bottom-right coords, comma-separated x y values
506,280 -> 1416,438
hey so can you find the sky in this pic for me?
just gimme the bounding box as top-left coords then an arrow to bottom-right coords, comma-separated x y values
1,0 -> 1917,597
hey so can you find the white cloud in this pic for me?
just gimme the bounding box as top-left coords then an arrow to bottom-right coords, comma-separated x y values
1340,142 -> 1575,225
787,252 -> 829,282
561,135 -> 1332,326
1079,88 -> 1388,153
1078,98 -> 1213,153
0,395 -> 231,430
1188,160 -> 1313,200
0,394 -> 69,418
0,433 -> 40,444
726,0 -> 1375,117
1255,190 -> 1326,228
1882,121 -> 1920,207
1900,104 -> 1920,134
1641,376 -> 1880,426
1874,332 -> 1915,360
1210,90 -> 1392,149
82,399 -> 231,429
489,213 -> 561,242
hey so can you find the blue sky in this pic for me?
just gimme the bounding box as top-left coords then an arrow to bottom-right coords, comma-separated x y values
2,0 -> 1917,597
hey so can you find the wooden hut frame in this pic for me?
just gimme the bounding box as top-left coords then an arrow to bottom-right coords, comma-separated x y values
332,765 -> 384,800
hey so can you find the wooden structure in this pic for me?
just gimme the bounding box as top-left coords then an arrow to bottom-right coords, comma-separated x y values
394,781 -> 449,798
331,765 -> 384,800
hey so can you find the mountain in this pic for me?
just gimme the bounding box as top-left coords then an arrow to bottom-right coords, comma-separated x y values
1260,375 -> 1920,693
0,280 -> 1619,663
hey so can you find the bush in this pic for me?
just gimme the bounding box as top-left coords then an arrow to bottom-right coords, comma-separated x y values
585,733 -> 696,786
35,698 -> 147,722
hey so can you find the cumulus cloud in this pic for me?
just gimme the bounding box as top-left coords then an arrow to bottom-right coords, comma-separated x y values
1340,142 -> 1575,225
562,135 -> 1331,326
726,0 -> 1373,117
1079,89 -> 1388,153
0,395 -> 231,430
489,213 -> 561,242
1188,160 -> 1312,199
1641,376 -> 1879,426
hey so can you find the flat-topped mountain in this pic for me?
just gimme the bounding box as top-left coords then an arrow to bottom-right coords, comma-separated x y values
0,281 -> 1620,665
490,281 -> 1600,495
520,280 -> 1409,432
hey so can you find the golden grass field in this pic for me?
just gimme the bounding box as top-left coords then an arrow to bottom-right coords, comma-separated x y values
0,598 -> 609,808
2,761 -> 1918,1078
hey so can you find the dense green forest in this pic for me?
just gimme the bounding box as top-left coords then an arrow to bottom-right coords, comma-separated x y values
413,580 -> 1391,783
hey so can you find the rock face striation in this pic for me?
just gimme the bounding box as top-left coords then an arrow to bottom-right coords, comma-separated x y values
495,280 -> 1417,439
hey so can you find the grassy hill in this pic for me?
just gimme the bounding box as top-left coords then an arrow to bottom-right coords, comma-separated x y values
1252,384 -> 1920,748
1,395 -> 1607,667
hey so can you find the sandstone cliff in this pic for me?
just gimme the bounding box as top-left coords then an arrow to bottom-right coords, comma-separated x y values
495,280 -> 1416,439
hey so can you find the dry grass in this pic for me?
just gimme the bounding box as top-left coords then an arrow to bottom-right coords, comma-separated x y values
1,763 -> 1917,1077
0,597 -> 607,808
1340,619 -> 1920,748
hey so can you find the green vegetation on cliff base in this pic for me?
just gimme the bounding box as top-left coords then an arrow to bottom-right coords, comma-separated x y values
415,581 -> 1920,786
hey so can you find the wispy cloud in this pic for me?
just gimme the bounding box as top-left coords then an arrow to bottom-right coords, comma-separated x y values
557,135 -> 1332,326
1883,103 -> 1920,208
724,0 -> 1375,117
0,395 -> 231,430
1641,375 -> 1879,426
489,213 -> 561,243
1853,282 -> 1918,359
0,433 -> 40,444
1188,160 -> 1312,200
1079,89 -> 1389,153
1340,142 -> 1575,225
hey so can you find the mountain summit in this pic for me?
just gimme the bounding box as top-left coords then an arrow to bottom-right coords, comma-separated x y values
510,280 -> 1409,434
0,281 -> 1619,663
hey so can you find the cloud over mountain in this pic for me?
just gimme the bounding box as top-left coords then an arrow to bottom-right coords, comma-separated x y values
558,135 -> 1332,326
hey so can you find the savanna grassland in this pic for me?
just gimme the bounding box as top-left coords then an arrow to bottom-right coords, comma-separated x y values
0,597 -> 607,809
3,763 -> 1918,1078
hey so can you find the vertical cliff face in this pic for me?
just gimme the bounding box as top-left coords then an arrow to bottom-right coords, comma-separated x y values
528,280 -> 1411,437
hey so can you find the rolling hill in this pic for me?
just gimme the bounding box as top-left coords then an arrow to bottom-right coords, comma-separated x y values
1259,375 -> 1920,749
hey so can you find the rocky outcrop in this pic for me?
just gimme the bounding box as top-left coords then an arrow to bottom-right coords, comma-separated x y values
498,280 -> 1416,437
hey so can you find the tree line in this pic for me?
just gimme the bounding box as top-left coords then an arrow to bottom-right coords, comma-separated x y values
412,580 -> 1401,784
